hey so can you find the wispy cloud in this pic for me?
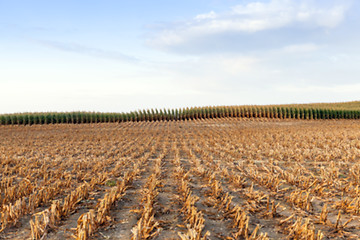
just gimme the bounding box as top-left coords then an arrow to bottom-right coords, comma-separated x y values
147,0 -> 352,54
283,43 -> 320,53
194,11 -> 217,21
37,40 -> 139,63
277,83 -> 360,93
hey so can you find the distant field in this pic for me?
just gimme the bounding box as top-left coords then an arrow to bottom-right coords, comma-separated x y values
0,101 -> 360,125
1,118 -> 360,239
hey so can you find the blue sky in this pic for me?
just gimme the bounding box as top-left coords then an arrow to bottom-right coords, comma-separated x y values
1,0 -> 359,113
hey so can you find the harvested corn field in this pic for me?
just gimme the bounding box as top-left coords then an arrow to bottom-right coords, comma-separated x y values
1,118 -> 360,239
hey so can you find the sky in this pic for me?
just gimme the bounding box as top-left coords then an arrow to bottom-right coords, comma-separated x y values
1,0 -> 360,114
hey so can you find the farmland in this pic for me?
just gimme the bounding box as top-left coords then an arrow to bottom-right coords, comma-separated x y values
1,117 -> 360,239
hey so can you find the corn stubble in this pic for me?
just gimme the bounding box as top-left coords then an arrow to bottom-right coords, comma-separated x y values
177,172 -> 210,240
1,117 -> 360,239
131,158 -> 163,240
76,169 -> 138,240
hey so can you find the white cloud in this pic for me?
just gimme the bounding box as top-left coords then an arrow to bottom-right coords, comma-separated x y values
37,40 -> 138,63
158,54 -> 260,79
195,11 -> 217,21
283,43 -> 319,53
213,56 -> 259,75
231,0 -> 347,28
277,83 -> 360,93
148,0 -> 351,50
